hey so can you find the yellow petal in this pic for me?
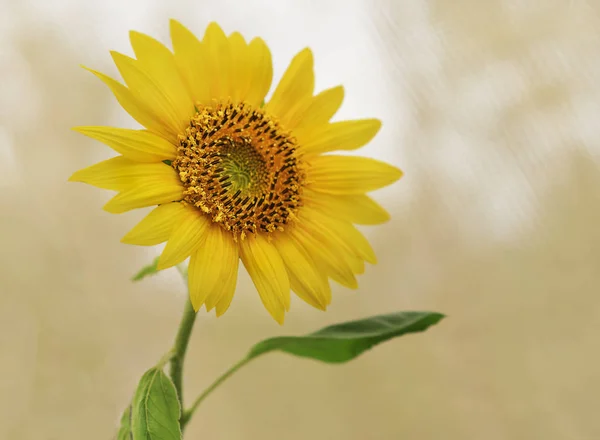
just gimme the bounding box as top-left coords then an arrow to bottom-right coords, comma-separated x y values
188,224 -> 238,312
294,85 -> 344,130
297,211 -> 365,275
103,171 -> 183,213
73,126 -> 176,163
239,234 -> 290,324
121,202 -> 185,245
157,205 -> 210,270
215,257 -> 240,317
274,234 -> 330,310
265,48 -> 314,126
111,51 -> 187,136
352,258 -> 366,275
308,155 -> 403,194
243,37 -> 273,107
202,22 -> 231,100
170,19 -> 211,106
304,191 -> 390,225
228,32 -> 247,103
69,156 -> 174,191
298,119 -> 381,155
82,66 -> 176,143
303,208 -> 377,264
129,31 -> 194,124
288,224 -> 358,289
205,248 -> 238,312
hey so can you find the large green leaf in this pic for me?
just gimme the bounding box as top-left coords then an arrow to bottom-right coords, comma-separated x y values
116,405 -> 132,440
131,368 -> 182,440
247,311 -> 444,363
179,311 -> 445,421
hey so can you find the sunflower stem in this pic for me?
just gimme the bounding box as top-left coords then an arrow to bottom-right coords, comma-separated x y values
169,297 -> 197,418
181,355 -> 254,428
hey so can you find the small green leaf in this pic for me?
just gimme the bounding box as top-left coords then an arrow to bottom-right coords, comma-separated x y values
116,404 -> 132,440
132,257 -> 160,282
247,311 -> 444,363
131,368 -> 182,440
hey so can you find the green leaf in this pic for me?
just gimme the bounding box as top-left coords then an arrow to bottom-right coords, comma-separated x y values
132,257 -> 160,282
247,311 -> 444,363
116,405 -> 132,440
131,367 -> 182,440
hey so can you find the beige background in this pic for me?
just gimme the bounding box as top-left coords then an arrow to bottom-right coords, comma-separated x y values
1,0 -> 599,438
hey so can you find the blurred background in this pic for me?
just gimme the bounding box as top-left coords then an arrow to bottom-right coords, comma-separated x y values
1,0 -> 599,438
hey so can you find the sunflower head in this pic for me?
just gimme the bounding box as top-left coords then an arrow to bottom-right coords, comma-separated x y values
173,101 -> 303,240
70,20 -> 402,324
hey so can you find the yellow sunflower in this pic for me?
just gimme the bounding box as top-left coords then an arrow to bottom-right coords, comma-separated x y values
70,20 -> 402,324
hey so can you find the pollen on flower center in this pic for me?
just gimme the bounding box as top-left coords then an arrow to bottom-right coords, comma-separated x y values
172,102 -> 305,239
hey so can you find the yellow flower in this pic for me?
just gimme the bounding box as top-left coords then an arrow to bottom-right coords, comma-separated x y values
70,20 -> 402,324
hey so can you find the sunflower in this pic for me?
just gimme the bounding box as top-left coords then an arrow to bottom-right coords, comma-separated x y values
70,20 -> 402,324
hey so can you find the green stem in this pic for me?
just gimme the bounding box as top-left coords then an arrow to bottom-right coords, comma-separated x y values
181,355 -> 255,427
169,298 -> 197,412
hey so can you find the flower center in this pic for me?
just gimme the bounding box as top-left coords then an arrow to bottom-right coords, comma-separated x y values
172,102 -> 304,239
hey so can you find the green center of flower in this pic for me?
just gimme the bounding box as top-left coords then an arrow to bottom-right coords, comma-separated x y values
172,102 -> 304,239
219,136 -> 268,194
